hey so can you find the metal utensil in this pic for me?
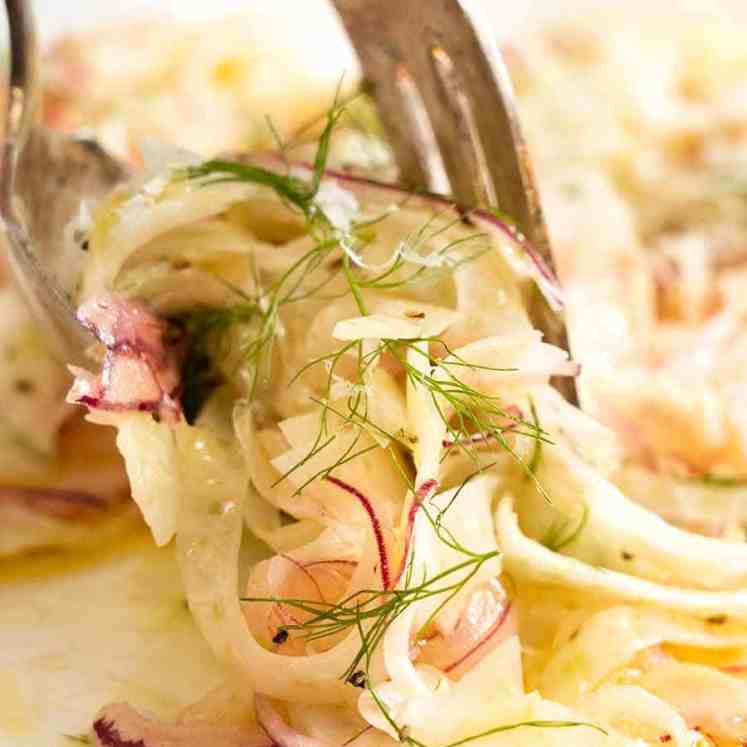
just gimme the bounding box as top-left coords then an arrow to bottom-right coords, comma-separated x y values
331,0 -> 576,402
0,0 -> 125,366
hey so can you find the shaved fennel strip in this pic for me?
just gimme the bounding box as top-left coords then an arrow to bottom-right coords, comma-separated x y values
526,445 -> 747,590
497,496 -> 747,620
174,425 -> 380,704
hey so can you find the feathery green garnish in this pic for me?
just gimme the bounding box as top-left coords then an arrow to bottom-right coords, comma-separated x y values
181,235 -> 342,398
242,542 -> 499,683
179,97 -> 346,400
348,210 -> 495,294
62,736 -> 91,745
438,719 -> 607,747
186,97 -> 344,229
526,398 -> 543,476
242,511 -> 603,746
180,95 -> 507,404
274,334 -> 551,501
178,98 -> 574,743
542,504 -> 590,552
697,473 -> 747,488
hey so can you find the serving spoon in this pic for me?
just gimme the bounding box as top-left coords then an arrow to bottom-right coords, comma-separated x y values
0,0 -> 576,401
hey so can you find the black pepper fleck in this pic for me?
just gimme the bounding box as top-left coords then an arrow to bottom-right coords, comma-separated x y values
13,378 -> 34,394
456,204 -> 475,226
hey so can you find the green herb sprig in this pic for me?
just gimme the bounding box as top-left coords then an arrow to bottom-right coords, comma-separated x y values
436,719 -> 607,747
542,504 -> 590,552
62,735 -> 91,745
168,96 -> 585,747
242,546 -> 498,683
242,505 -> 603,747
696,473 -> 747,488
276,333 -> 552,505
186,99 -> 344,228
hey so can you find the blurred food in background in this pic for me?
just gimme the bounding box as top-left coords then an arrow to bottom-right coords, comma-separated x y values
42,15 -> 357,162
507,15 -> 747,536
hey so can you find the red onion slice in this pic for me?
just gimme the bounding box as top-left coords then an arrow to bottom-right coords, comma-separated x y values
249,153 -> 564,311
93,702 -> 271,747
255,695 -> 333,747
391,479 -> 439,589
0,485 -> 109,521
442,405 -> 524,449
68,294 -> 183,422
324,475 -> 391,589
244,553 -> 356,655
416,581 -> 516,680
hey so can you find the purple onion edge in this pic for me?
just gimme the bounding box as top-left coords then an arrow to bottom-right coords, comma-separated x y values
93,717 -> 146,747
250,152 -> 565,310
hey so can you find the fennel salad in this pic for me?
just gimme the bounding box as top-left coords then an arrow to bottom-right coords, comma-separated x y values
52,86 -> 747,747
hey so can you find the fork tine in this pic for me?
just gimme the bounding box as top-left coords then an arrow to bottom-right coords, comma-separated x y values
363,60 -> 447,194
413,1 -> 576,399
434,0 -> 553,260
411,15 -> 578,402
407,38 -> 495,206
331,0 -> 577,404
333,0 -> 449,194
331,0 -> 550,258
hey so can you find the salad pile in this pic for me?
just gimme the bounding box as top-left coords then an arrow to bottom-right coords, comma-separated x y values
66,99 -> 747,747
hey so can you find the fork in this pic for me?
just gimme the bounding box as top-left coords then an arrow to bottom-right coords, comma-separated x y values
331,0 -> 576,403
0,0 -> 576,401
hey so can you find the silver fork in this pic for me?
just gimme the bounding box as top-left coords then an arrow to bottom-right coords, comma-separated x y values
331,0 -> 576,403
0,0 -> 576,401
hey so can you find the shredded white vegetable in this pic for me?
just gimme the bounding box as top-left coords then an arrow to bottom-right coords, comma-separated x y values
60,15 -> 747,743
